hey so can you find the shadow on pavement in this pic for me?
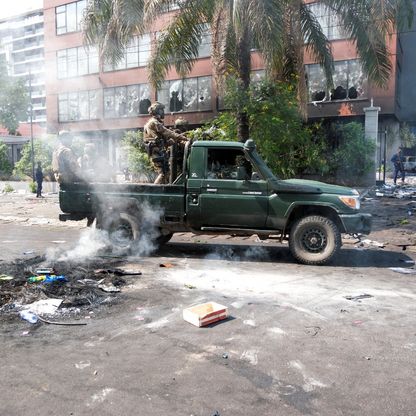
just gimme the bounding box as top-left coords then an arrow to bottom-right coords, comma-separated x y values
157,242 -> 413,269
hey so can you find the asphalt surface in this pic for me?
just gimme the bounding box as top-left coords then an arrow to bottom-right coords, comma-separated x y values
1,192 -> 416,415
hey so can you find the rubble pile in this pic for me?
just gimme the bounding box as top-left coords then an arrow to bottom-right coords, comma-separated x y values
0,258 -> 141,323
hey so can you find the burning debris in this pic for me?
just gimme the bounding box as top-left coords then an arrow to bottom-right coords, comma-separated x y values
0,257 -> 142,324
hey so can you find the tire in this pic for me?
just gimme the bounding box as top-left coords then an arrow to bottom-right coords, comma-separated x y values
98,212 -> 141,252
156,229 -> 173,247
289,215 -> 341,265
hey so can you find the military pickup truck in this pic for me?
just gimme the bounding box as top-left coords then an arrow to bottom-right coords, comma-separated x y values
59,139 -> 371,265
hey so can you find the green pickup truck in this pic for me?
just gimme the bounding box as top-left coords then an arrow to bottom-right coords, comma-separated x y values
59,139 -> 371,265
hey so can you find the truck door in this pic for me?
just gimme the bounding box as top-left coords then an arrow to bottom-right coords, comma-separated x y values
197,147 -> 269,228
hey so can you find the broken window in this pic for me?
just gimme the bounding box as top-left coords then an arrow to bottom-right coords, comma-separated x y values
104,84 -> 151,118
306,60 -> 365,102
198,24 -> 211,57
157,76 -> 212,113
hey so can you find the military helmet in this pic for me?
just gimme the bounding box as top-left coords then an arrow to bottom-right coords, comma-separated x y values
174,117 -> 189,128
148,102 -> 165,116
58,130 -> 72,143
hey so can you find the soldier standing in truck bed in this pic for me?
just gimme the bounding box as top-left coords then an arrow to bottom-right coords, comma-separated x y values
52,131 -> 84,184
143,102 -> 188,184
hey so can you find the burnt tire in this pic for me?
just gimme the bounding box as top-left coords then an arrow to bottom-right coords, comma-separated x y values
289,215 -> 341,265
156,229 -> 173,247
97,212 -> 141,252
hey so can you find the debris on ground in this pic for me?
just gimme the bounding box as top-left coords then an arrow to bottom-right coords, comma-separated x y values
356,239 -> 386,249
389,267 -> 416,274
183,302 -> 228,327
159,263 -> 175,268
344,294 -> 374,301
184,284 -> 197,289
0,258 -> 138,323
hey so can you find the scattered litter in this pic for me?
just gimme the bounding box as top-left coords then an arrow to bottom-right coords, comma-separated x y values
23,250 -> 34,255
38,316 -> 87,326
364,356 -> 372,361
22,298 -> 63,315
184,284 -> 197,289
51,240 -> 66,244
389,267 -> 416,274
305,326 -> 321,336
94,268 -> 141,276
35,268 -> 55,275
19,310 -> 38,323
159,263 -> 174,268
0,274 -> 14,281
340,309 -> 348,313
345,294 -> 373,301
77,278 -> 104,286
358,239 -> 385,248
222,353 -> 228,359
352,320 -> 364,326
28,275 -> 68,284
98,283 -> 121,293
212,411 -> 221,416
183,302 -> 228,327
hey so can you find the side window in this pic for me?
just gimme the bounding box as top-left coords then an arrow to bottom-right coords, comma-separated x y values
206,148 -> 257,180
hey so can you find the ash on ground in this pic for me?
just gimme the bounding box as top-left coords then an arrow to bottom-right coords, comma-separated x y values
0,256 -> 141,323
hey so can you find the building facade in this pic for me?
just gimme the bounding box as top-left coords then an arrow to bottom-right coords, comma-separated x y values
44,0 -> 415,167
0,8 -> 46,124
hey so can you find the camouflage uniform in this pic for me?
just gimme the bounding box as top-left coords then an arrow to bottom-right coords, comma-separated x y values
52,131 -> 83,184
143,102 -> 187,184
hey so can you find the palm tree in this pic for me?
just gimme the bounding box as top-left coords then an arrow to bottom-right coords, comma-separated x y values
84,0 -> 413,141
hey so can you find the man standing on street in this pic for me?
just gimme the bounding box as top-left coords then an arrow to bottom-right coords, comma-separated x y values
391,147 -> 406,185
143,102 -> 188,184
35,161 -> 43,198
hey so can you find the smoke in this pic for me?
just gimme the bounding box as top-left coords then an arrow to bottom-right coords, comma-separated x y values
205,245 -> 269,262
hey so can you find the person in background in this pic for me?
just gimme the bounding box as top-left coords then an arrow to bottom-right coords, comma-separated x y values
35,161 -> 44,198
391,146 -> 406,185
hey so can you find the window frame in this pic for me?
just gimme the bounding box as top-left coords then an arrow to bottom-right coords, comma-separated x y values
55,0 -> 87,36
58,89 -> 100,122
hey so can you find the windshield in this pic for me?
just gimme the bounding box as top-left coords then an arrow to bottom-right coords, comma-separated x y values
249,150 -> 280,180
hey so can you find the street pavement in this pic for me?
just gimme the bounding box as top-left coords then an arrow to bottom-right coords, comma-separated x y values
1,192 -> 416,415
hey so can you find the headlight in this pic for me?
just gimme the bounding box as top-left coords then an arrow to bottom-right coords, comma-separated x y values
338,195 -> 360,210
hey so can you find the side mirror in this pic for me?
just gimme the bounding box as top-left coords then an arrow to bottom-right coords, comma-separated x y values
251,172 -> 261,181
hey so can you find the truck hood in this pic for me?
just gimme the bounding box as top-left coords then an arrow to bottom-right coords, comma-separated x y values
273,178 -> 357,196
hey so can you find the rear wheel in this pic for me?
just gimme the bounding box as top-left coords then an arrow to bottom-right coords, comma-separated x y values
156,229 -> 173,247
97,212 -> 141,252
289,215 -> 341,265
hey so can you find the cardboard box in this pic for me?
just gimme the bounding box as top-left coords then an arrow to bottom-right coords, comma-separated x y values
183,302 -> 228,327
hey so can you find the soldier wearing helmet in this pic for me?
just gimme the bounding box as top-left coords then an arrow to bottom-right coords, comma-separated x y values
52,131 -> 83,184
143,102 -> 188,184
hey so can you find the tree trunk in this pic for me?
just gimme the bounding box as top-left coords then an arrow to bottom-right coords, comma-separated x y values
236,27 -> 251,142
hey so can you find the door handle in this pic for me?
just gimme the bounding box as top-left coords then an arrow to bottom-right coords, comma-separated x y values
190,193 -> 199,204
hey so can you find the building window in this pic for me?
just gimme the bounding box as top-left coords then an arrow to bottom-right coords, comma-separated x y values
157,76 -> 212,113
306,60 -> 366,102
198,24 -> 211,57
58,89 -> 99,122
103,34 -> 151,72
307,2 -> 345,41
57,46 -> 99,79
56,0 -> 86,35
103,84 -> 151,118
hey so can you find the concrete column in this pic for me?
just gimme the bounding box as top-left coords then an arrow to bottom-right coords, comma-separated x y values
363,99 -> 381,186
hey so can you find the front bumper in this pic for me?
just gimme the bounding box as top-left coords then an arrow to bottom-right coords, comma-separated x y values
339,213 -> 372,235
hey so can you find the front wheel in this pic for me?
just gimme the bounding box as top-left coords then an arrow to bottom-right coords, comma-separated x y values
289,215 -> 341,265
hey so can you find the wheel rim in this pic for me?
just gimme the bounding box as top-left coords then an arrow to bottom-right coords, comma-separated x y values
301,227 -> 327,253
109,219 -> 134,247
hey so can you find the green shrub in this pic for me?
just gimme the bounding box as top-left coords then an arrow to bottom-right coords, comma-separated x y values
3,183 -> 14,193
0,142 -> 12,177
328,122 -> 375,185
28,181 -> 36,193
121,131 -> 154,181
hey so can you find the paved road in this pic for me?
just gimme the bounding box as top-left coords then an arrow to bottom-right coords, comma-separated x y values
1,194 -> 416,415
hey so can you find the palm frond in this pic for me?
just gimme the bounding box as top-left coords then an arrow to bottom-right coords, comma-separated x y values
300,2 -> 334,91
